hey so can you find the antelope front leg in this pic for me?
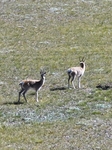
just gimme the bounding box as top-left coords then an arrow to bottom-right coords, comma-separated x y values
78,77 -> 81,88
36,91 -> 39,102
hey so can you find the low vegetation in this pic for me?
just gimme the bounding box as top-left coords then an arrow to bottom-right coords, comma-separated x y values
0,0 -> 112,149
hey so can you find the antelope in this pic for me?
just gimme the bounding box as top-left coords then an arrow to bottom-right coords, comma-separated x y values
67,57 -> 85,89
18,71 -> 46,103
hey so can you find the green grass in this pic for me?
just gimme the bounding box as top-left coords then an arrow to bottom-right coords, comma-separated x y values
0,0 -> 112,149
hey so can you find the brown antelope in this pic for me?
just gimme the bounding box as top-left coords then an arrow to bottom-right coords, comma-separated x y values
18,70 -> 46,103
67,57 -> 85,89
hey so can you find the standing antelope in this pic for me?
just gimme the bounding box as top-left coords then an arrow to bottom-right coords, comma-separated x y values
67,57 -> 85,89
18,71 -> 46,103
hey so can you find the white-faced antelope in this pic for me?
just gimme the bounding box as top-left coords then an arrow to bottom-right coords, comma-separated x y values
18,70 -> 46,103
67,57 -> 85,89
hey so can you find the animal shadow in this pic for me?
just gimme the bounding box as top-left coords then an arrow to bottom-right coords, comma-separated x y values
50,86 -> 67,91
3,101 -> 24,105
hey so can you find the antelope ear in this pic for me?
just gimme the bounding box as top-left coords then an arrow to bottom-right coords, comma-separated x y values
79,57 -> 85,62
82,57 -> 85,62
40,69 -> 43,75
79,57 -> 81,62
40,69 -> 46,75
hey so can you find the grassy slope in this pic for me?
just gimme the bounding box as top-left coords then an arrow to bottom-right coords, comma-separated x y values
0,0 -> 112,149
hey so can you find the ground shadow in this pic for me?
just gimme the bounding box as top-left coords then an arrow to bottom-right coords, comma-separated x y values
96,82 -> 112,90
2,101 -> 24,105
50,86 -> 67,91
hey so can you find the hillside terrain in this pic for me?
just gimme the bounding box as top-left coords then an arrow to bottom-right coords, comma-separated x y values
0,0 -> 112,149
